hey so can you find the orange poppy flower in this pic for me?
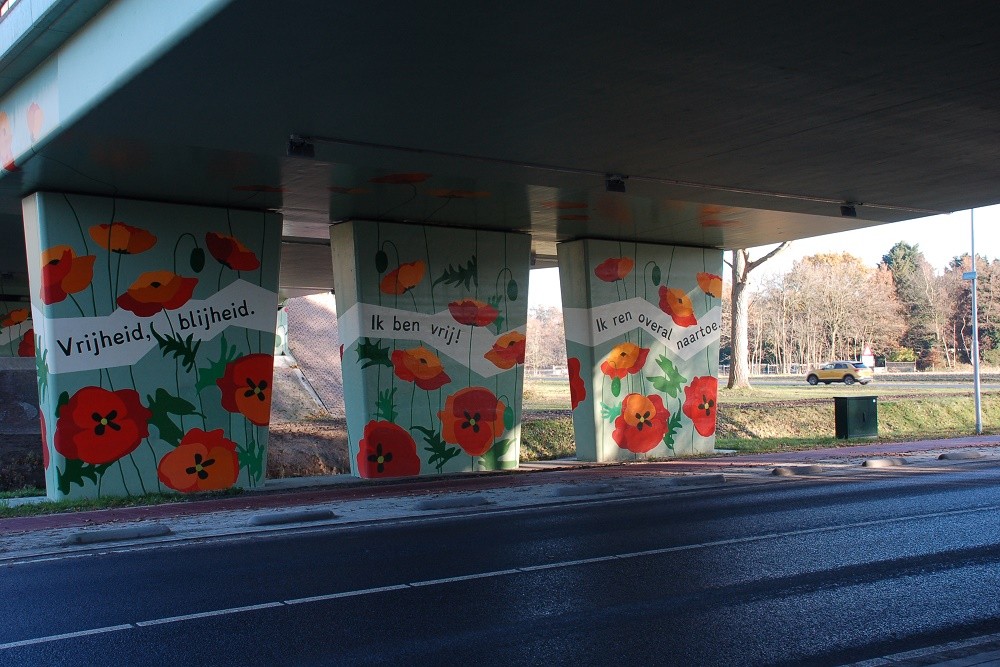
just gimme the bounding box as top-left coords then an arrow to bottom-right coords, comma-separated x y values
594,257 -> 635,282
448,299 -> 499,327
17,329 -> 34,357
568,357 -> 586,410
439,387 -> 506,457
356,420 -> 422,478
380,260 -> 426,295
391,346 -> 451,390
89,222 -> 157,255
658,286 -> 697,327
484,331 -> 526,369
157,428 -> 240,493
1,308 -> 28,327
697,272 -> 723,298
27,102 -> 44,142
683,376 -> 718,436
205,232 -> 261,271
217,353 -> 273,426
612,393 -> 669,454
41,245 -> 96,305
116,270 -> 197,317
370,173 -> 431,184
53,386 -> 151,465
600,342 -> 649,379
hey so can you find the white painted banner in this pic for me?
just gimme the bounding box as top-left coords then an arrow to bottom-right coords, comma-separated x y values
34,280 -> 278,375
338,303 -> 524,378
563,297 -> 721,361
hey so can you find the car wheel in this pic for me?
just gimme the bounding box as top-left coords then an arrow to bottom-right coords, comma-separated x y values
843,375 -> 855,385
807,375 -> 818,385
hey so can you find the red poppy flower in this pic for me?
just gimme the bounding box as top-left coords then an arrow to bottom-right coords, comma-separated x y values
568,357 -> 586,410
158,428 -> 240,493
40,412 -> 49,470
356,420 -> 422,478
612,393 -> 669,454
594,257 -> 634,282
600,342 -> 649,379
439,387 -> 506,457
328,186 -> 371,195
217,353 -> 273,426
17,329 -> 34,357
370,173 -> 431,184
484,331 -> 526,369
448,299 -> 498,327
53,386 -> 151,465
41,245 -> 96,305
205,232 -> 261,271
391,346 -> 451,390
658,286 -> 697,327
89,222 -> 157,255
697,272 -> 723,299
1,308 -> 28,327
683,376 -> 718,436
380,260 -> 426,295
116,270 -> 197,317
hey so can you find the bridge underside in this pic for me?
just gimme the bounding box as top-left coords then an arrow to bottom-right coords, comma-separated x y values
1,0 -> 999,299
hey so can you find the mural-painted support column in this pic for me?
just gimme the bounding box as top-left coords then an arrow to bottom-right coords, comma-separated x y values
24,193 -> 281,499
331,221 -> 530,478
558,239 -> 723,461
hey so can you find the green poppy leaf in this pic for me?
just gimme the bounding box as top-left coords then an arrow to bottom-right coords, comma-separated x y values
375,250 -> 389,273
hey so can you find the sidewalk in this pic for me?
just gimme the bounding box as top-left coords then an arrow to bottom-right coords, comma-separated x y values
3,433 -> 999,541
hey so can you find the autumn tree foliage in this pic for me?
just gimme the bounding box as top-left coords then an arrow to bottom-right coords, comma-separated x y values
525,305 -> 567,373
747,253 -> 905,369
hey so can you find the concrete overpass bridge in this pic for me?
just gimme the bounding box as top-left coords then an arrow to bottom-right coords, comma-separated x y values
1,0 -> 998,499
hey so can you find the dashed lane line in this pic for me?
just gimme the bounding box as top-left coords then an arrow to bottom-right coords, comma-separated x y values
4,502 -> 1000,652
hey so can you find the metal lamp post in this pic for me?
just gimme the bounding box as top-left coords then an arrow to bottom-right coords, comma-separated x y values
964,209 -> 983,435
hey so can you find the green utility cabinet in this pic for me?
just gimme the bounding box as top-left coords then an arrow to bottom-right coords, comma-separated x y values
834,396 -> 878,439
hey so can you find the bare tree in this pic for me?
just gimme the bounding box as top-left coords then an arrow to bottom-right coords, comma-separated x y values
728,243 -> 792,389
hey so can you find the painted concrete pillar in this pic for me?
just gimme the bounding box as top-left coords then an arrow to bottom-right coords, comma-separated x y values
558,239 -> 723,461
23,193 -> 281,499
331,221 -> 529,478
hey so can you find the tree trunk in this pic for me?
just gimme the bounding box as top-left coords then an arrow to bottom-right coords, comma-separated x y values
727,243 -> 792,390
728,255 -> 751,388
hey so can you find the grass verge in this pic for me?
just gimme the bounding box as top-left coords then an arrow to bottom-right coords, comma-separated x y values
0,488 -> 244,519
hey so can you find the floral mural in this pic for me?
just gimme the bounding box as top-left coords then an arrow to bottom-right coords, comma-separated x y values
332,220 -> 529,478
558,239 -> 723,460
24,193 -> 280,499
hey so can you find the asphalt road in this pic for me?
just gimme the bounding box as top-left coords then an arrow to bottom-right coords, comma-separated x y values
4,465 -> 1000,666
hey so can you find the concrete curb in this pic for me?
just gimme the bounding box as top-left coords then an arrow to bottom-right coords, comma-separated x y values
938,451 -> 983,460
417,496 -> 492,511
64,523 -> 172,545
248,509 -> 337,526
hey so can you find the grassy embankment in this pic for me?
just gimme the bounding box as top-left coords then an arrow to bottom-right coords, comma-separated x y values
519,377 -> 1000,460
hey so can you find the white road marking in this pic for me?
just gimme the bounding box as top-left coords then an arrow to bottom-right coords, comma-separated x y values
134,602 -> 285,626
0,624 -> 134,650
284,584 -> 410,605
5,502 -> 1000,651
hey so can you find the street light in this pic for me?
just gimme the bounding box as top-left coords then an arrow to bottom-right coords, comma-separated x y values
963,209 -> 982,435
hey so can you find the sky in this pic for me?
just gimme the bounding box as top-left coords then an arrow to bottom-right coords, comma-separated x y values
527,204 -> 1000,309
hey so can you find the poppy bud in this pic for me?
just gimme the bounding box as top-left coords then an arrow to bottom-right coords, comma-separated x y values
651,264 -> 661,285
190,247 -> 206,272
375,250 -> 388,273
506,278 -> 518,301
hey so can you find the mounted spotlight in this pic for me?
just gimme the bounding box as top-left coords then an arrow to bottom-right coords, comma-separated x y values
840,202 -> 858,217
605,173 -> 628,193
287,134 -> 315,158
